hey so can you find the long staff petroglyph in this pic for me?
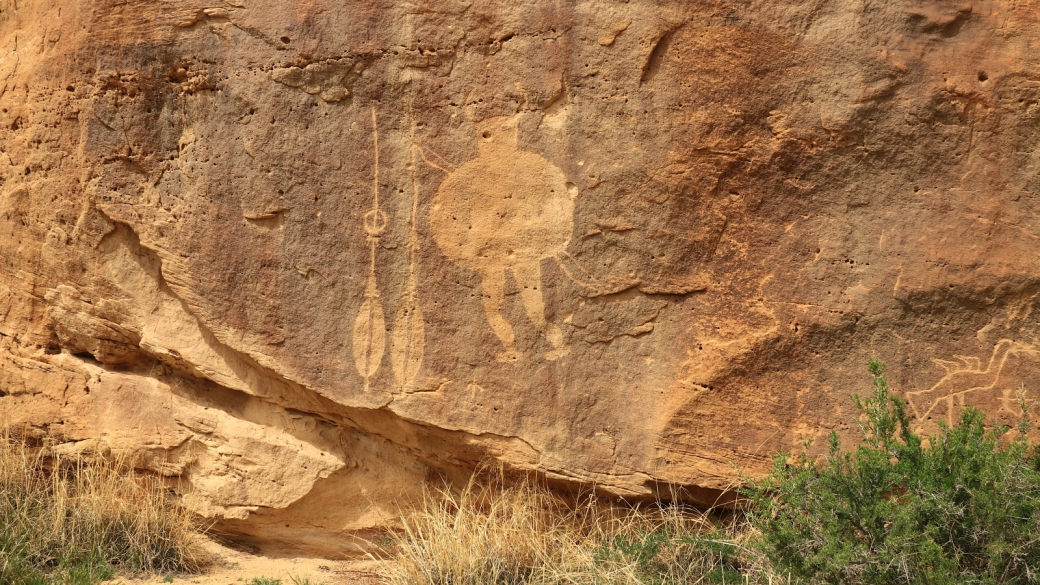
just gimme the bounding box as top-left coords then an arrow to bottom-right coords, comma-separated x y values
390,104 -> 427,390
351,107 -> 388,390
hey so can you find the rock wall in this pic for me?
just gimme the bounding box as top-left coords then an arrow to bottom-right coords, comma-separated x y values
2,0 -> 1040,553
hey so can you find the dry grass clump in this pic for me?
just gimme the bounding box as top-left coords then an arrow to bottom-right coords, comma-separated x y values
387,472 -> 777,585
0,427 -> 206,584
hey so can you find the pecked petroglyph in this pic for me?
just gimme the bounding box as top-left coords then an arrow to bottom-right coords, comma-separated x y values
13,0 -> 1040,553
906,339 -> 1036,425
351,107 -> 388,391
391,110 -> 427,391
429,115 -> 575,362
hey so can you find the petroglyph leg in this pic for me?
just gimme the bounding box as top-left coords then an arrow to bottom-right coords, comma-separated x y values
908,339 -> 1028,425
514,262 -> 569,360
480,269 -> 520,362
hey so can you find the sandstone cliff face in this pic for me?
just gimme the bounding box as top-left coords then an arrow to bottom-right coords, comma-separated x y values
2,0 -> 1040,553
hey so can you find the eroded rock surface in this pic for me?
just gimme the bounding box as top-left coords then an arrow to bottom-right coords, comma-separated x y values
2,0 -> 1040,553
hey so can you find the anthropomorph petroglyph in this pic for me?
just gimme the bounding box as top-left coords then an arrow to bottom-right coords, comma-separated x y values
429,115 -> 575,362
906,339 -> 1036,424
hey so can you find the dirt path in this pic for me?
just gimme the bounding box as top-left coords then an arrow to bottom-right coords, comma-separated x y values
113,537 -> 389,585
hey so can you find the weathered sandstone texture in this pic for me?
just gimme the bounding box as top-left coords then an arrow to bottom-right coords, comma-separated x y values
2,0 -> 1040,553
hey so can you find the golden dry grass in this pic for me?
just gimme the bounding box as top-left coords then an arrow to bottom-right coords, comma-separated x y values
386,472 -> 783,585
0,426 -> 206,584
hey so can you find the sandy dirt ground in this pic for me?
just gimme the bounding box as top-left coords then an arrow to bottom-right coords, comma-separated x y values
112,537 -> 389,585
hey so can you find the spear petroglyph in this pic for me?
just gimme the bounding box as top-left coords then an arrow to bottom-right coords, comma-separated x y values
391,105 -> 426,391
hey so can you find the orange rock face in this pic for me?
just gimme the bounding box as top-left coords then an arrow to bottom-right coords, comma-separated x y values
2,0 -> 1040,553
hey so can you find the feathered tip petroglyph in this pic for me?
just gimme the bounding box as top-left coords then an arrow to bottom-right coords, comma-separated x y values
352,107 -> 388,391
391,273 -> 424,390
